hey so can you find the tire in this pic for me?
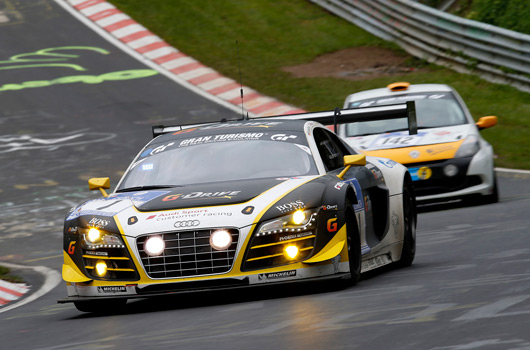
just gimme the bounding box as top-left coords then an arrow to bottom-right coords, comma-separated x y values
483,174 -> 499,204
398,179 -> 416,267
345,201 -> 362,285
74,298 -> 127,313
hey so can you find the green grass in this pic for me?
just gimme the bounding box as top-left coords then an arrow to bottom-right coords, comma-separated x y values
110,0 -> 530,169
0,265 -> 24,284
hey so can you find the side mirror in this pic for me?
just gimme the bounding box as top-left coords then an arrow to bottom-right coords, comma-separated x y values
337,154 -> 366,179
88,177 -> 110,197
476,116 -> 497,130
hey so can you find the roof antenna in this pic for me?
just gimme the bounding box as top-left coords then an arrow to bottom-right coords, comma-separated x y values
236,40 -> 248,120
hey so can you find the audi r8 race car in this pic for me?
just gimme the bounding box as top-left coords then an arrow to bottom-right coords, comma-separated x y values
59,104 -> 417,313
339,82 -> 498,203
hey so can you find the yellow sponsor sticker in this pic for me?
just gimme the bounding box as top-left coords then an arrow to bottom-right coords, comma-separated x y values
418,166 -> 432,180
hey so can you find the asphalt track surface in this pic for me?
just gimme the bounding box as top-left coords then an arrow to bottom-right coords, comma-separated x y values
1,1 -> 530,349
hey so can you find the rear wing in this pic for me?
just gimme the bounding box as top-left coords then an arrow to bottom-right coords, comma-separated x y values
264,101 -> 417,135
152,101 -> 416,138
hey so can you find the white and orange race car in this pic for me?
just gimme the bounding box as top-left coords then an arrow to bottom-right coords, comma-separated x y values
339,82 -> 498,204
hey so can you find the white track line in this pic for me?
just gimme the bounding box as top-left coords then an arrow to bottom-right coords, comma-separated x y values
0,261 -> 61,314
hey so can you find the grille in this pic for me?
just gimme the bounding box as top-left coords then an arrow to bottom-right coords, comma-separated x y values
136,228 -> 239,279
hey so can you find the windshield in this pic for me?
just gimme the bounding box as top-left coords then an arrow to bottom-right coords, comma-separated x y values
118,138 -> 317,189
345,92 -> 467,137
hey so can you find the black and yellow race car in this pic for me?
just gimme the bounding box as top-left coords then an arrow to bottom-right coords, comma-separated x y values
59,104 -> 417,312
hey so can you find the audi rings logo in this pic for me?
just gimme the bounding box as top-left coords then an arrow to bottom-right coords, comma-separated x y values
174,220 -> 200,229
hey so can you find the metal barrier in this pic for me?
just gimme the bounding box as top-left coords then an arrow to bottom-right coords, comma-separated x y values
309,0 -> 530,92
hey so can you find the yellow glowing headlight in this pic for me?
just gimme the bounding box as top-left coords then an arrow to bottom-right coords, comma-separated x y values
87,228 -> 102,243
284,245 -> 299,259
292,210 -> 306,225
95,260 -> 108,277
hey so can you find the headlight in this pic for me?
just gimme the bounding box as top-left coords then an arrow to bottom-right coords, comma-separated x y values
443,164 -> 459,177
455,135 -> 480,158
244,209 -> 318,271
256,209 -> 317,236
87,228 -> 102,243
144,236 -> 165,256
210,229 -> 233,251
284,245 -> 299,259
292,210 -> 306,225
95,260 -> 108,277
78,228 -> 125,249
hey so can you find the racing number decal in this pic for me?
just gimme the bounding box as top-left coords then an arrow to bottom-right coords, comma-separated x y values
327,218 -> 338,232
381,136 -> 414,145
68,241 -> 76,255
373,135 -> 418,148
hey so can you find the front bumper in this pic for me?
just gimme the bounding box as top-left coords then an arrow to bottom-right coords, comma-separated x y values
407,152 -> 494,201
58,264 -> 350,303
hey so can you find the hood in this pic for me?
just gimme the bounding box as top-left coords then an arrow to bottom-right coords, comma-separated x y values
135,178 -> 287,211
65,177 -> 311,222
112,176 -> 322,238
346,124 -> 473,151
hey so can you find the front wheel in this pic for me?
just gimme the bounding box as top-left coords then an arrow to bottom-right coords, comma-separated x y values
345,201 -> 361,285
483,174 -> 499,204
398,179 -> 416,267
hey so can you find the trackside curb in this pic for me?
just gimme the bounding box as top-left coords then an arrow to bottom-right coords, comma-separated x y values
54,0 -> 306,118
495,167 -> 530,175
0,261 -> 61,314
0,279 -> 29,307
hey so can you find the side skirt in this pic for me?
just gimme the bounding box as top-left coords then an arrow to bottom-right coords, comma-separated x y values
361,253 -> 393,273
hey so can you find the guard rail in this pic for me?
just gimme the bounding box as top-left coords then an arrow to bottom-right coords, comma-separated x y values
309,0 -> 530,92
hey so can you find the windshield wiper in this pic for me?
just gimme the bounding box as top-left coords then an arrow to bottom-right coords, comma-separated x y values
116,185 -> 178,193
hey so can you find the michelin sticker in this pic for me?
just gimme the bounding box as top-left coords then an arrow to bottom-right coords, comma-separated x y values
258,270 -> 296,280
97,286 -> 127,294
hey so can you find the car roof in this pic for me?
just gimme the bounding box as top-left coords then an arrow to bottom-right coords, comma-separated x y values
150,118 -> 310,144
345,83 -> 454,103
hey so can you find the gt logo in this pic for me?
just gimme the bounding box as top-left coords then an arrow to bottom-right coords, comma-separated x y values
271,134 -> 297,141
68,241 -> 76,255
150,142 -> 174,155
327,218 -> 337,232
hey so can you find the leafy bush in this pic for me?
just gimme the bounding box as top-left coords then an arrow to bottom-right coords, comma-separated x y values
419,0 -> 530,34
469,0 -> 530,34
